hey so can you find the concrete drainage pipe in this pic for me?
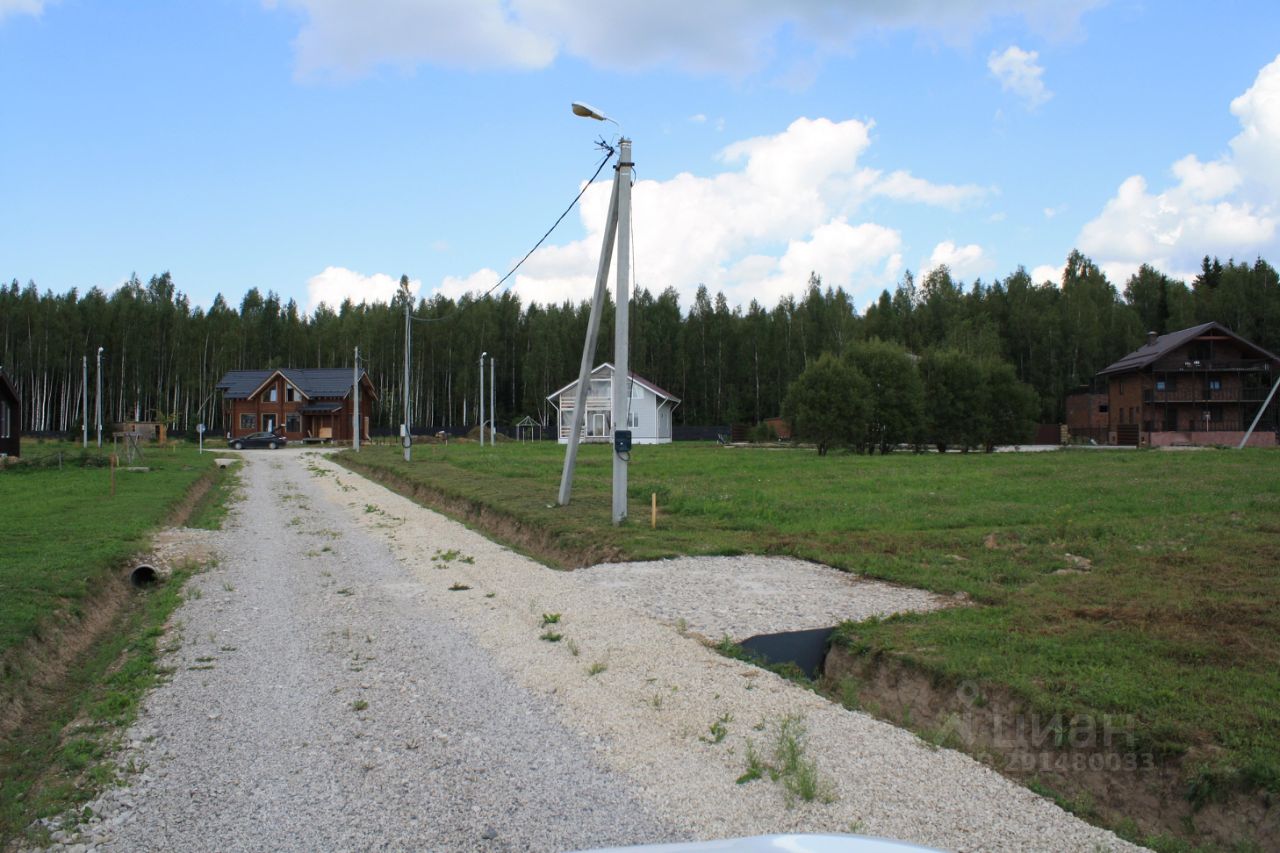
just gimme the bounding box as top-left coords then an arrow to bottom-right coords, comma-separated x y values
129,563 -> 169,588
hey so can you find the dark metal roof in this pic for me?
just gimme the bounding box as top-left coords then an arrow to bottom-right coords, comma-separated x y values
216,368 -> 374,400
0,368 -> 17,404
300,402 -> 343,413
1096,322 -> 1280,376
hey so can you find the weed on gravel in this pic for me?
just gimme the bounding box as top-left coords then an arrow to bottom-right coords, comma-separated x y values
587,661 -> 607,676
539,630 -> 563,643
736,716 -> 837,806
448,582 -> 471,591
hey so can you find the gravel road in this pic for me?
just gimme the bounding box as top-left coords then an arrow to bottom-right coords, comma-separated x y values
41,449 -> 1144,852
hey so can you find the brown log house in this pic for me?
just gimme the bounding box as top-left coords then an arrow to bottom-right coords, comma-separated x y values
1091,322 -> 1280,447
216,368 -> 377,443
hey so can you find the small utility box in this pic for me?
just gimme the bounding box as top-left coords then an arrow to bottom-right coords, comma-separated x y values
614,430 -> 632,454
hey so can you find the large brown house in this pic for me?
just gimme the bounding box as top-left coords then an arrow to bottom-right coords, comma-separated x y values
0,368 -> 20,458
1093,322 -> 1280,447
216,368 -> 377,444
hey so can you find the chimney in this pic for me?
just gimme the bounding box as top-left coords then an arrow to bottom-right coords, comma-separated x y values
1147,331 -> 1158,346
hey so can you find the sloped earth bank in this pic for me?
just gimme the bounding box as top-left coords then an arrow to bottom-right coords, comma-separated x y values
824,645 -> 1278,850
44,450 -> 1140,852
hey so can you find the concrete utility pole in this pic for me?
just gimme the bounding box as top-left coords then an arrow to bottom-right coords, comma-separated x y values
489,354 -> 496,445
556,102 -> 632,525
82,355 -> 88,448
353,346 -> 361,452
610,137 -> 633,524
96,346 -> 104,447
479,351 -> 487,447
403,291 -> 412,462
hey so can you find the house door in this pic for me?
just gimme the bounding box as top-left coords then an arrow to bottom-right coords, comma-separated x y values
591,412 -> 609,437
262,414 -> 277,433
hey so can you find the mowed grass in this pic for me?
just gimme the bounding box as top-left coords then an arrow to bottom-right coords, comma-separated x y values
343,442 -> 1280,794
0,441 -> 214,661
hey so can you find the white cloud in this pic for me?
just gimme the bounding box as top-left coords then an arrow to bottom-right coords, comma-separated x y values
988,45 -> 1052,108
688,114 -> 707,124
1077,53 -> 1280,278
926,241 -> 989,280
264,0 -> 556,78
267,0 -> 1100,78
436,116 -> 983,311
0,0 -> 48,22
1030,263 -> 1064,285
306,266 -> 421,313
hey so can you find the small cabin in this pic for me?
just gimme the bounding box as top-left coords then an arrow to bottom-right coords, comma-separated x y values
547,363 -> 680,445
0,368 -> 19,458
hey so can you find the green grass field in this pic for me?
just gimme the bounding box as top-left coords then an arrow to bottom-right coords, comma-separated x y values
342,441 -> 1280,799
0,441 -> 216,661
0,440 -> 229,844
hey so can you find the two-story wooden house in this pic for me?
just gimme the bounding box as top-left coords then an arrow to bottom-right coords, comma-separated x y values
1096,322 -> 1280,447
547,363 -> 681,445
216,368 -> 377,443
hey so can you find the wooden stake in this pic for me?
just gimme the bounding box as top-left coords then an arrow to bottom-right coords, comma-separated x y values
110,453 -> 117,497
651,492 -> 657,529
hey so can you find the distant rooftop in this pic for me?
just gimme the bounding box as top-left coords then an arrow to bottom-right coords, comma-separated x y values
216,368 -> 373,400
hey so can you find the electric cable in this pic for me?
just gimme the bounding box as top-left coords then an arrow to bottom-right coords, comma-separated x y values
411,140 -> 617,326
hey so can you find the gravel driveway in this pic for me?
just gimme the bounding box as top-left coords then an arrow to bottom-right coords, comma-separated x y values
45,449 -> 1143,852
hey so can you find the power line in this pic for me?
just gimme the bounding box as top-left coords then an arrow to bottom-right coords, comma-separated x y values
412,140 -> 617,325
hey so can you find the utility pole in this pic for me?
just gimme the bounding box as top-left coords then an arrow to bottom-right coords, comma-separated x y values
82,355 -> 88,448
479,351 -> 487,447
96,346 -> 104,448
403,285 -> 412,462
611,137 -> 632,524
353,346 -> 360,452
556,103 -> 632,525
489,354 -> 496,445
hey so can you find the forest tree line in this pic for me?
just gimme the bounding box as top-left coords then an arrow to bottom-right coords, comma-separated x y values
3,250 -> 1279,436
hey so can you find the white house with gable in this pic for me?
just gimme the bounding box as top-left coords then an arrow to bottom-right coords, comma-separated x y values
547,363 -> 681,445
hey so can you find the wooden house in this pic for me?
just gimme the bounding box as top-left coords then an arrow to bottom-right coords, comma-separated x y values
547,363 -> 680,445
216,368 -> 377,443
0,368 -> 19,458
1095,322 -> 1280,447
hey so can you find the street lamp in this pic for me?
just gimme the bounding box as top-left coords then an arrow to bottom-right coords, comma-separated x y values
95,346 -> 104,448
479,351 -> 487,448
557,102 -> 633,525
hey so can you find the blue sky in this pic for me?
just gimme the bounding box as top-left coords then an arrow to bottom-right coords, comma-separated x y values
2,1 -> 1279,314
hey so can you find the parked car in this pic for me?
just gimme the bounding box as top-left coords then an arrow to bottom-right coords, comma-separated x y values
230,431 -> 287,450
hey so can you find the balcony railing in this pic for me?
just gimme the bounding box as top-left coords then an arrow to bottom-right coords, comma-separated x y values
1142,388 -> 1270,403
558,395 -> 611,410
1150,358 -> 1272,373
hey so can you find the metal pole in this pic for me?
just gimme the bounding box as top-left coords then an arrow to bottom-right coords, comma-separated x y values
96,346 -> 103,447
404,297 -> 411,462
1239,373 -> 1280,449
353,347 -> 360,451
611,138 -> 633,525
82,356 -> 88,448
479,352 -> 486,447
557,166 -> 621,506
490,355 -> 496,445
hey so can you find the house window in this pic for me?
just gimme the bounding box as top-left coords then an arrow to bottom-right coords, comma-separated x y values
1207,378 -> 1222,391
1155,380 -> 1166,391
286,385 -> 297,402
1117,381 -> 1124,394
240,413 -> 256,430
631,382 -> 644,399
626,412 -> 639,428
0,401 -> 9,438
266,386 -> 278,402
286,413 -> 300,433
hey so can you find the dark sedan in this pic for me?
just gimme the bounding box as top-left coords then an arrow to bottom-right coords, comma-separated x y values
230,431 -> 287,450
